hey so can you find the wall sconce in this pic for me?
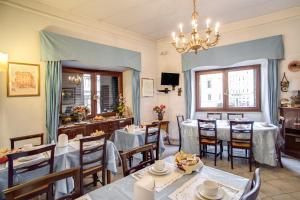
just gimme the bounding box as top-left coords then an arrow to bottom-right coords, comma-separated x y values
0,52 -> 8,72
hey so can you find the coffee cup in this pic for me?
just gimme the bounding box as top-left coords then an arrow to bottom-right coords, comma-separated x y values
154,160 -> 165,171
22,144 -> 33,151
201,180 -> 219,196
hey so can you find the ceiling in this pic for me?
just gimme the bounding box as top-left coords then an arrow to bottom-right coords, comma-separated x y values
6,0 -> 300,39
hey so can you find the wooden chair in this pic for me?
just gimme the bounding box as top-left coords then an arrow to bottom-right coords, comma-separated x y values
145,123 -> 161,160
121,144 -> 155,176
197,119 -> 223,166
79,134 -> 108,194
176,115 -> 185,151
227,113 -> 244,120
7,144 -> 55,188
4,168 -> 81,200
228,121 -> 254,172
207,113 -> 222,120
276,117 -> 285,168
241,168 -> 261,200
10,133 -> 44,150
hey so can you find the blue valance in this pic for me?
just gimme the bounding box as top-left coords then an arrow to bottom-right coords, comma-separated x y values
182,35 -> 284,71
40,31 -> 141,71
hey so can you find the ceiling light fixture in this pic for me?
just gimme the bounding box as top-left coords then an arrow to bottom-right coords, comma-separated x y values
171,0 -> 221,54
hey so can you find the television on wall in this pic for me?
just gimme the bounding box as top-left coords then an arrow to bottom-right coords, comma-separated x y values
161,72 -> 179,86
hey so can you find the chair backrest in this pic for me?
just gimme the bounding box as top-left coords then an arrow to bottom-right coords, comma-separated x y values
207,113 -> 222,120
176,115 -> 185,138
229,121 -> 254,145
241,168 -> 261,200
121,144 -> 155,177
79,134 -> 108,172
197,119 -> 218,140
7,144 -> 55,188
227,113 -> 244,120
145,123 -> 161,147
4,168 -> 81,200
10,133 -> 44,150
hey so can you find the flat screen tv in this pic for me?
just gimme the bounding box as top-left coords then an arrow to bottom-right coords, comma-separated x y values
161,72 -> 179,86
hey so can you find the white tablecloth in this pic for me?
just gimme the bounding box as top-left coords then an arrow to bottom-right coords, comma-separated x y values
181,120 -> 278,166
113,128 -> 166,154
0,140 -> 119,200
82,156 -> 250,200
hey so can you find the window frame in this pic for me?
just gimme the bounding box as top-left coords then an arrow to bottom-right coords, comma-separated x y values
195,64 -> 261,112
61,67 -> 123,118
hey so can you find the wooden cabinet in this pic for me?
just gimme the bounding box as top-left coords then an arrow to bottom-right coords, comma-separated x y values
280,107 -> 300,158
58,117 -> 133,139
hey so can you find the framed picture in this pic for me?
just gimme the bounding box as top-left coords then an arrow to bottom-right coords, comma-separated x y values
7,62 -> 40,97
62,88 -> 76,105
142,78 -> 154,97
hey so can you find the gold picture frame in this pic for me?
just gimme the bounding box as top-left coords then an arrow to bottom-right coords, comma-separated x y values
7,62 -> 40,97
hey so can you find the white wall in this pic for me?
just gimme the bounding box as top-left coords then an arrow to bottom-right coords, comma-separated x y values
157,6 -> 300,139
0,3 -> 159,147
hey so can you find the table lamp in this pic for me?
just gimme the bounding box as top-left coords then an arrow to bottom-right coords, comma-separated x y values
289,78 -> 300,107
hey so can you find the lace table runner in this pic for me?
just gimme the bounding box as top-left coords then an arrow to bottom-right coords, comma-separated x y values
169,172 -> 244,200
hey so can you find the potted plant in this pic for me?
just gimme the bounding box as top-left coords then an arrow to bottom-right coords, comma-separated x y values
153,104 -> 166,121
117,95 -> 126,118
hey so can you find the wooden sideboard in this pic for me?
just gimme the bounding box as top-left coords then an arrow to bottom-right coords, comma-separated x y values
279,107 -> 300,158
58,117 -> 134,139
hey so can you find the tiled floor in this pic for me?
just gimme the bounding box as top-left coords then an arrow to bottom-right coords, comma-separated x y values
86,144 -> 300,200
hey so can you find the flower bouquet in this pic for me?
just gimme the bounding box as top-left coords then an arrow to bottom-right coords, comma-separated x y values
73,105 -> 90,122
153,104 -> 166,121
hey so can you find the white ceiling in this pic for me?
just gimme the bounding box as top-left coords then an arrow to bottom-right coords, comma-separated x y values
6,0 -> 300,39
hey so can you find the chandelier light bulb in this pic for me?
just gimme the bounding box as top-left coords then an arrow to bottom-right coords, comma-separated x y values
206,18 -> 211,28
179,23 -> 183,33
215,22 -> 220,33
172,32 -> 176,41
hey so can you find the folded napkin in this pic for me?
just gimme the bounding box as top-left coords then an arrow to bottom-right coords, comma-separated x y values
134,176 -> 155,200
132,164 -> 184,192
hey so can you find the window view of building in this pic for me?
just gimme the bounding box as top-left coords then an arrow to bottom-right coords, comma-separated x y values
196,65 -> 260,111
199,73 -> 223,108
228,69 -> 256,108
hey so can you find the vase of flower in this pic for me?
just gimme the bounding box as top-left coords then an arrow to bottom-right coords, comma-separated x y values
158,112 -> 164,121
117,95 -> 126,118
73,105 -> 90,122
153,104 -> 166,121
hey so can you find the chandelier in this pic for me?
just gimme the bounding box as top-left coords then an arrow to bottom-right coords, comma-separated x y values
68,74 -> 82,85
171,0 -> 220,54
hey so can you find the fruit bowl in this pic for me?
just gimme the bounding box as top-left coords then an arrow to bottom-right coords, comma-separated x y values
175,151 -> 203,174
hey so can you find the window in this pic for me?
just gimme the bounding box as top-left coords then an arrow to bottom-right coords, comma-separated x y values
61,67 -> 123,117
195,65 -> 260,112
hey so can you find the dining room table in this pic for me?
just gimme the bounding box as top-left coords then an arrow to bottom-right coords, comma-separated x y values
180,120 -> 279,166
0,139 -> 120,200
77,156 -> 251,200
113,126 -> 166,154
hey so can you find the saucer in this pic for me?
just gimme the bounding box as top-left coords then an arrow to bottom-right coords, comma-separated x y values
149,165 -> 170,176
196,185 -> 224,200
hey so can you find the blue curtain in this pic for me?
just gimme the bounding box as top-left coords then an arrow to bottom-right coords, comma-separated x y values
182,35 -> 284,71
132,70 -> 140,125
268,59 -> 279,125
184,70 -> 192,119
46,61 -> 62,143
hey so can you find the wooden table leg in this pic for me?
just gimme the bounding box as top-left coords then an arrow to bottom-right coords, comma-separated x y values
106,170 -> 111,184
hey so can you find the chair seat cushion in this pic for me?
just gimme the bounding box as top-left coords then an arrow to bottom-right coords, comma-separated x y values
201,138 -> 218,144
232,142 -> 251,148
